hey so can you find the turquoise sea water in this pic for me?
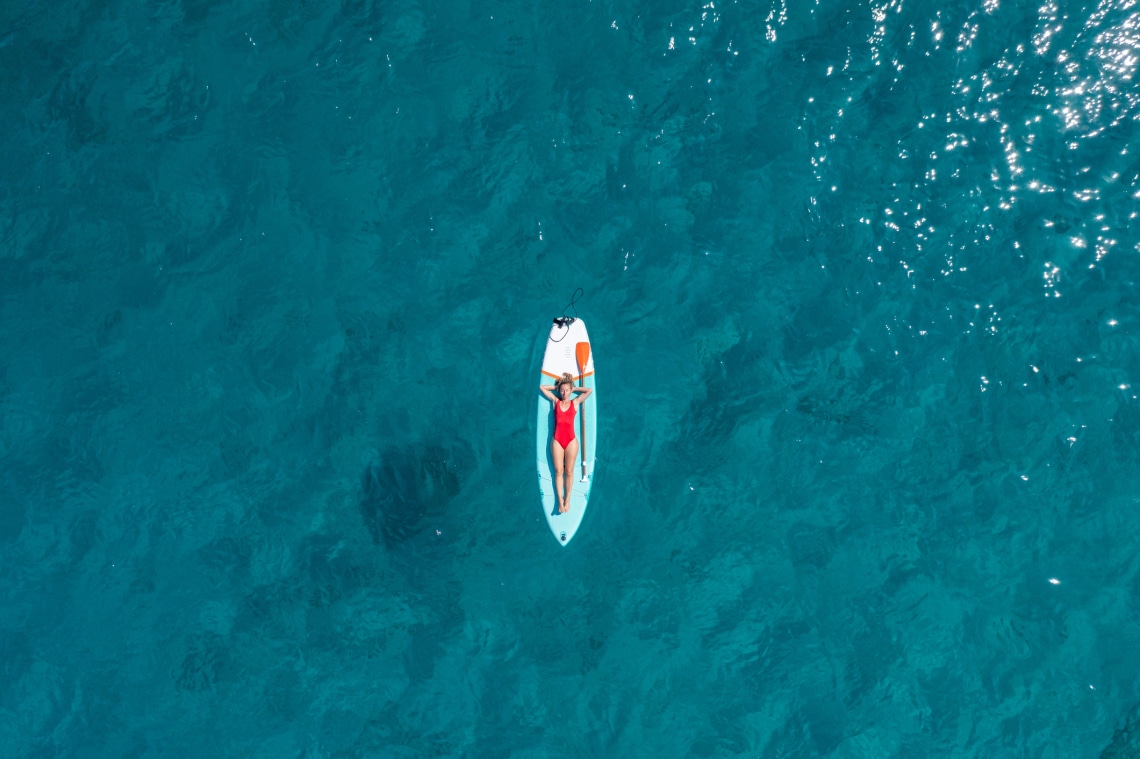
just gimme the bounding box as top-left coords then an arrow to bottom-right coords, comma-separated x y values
3,0 -> 1140,756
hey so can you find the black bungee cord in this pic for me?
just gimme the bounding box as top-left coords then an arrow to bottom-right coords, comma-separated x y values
551,288 -> 583,340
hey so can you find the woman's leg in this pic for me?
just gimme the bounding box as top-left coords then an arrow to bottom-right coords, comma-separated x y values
551,439 -> 566,510
561,439 -> 579,512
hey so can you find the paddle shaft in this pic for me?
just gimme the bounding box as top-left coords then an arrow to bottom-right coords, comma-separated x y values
578,376 -> 588,479
575,342 -> 591,481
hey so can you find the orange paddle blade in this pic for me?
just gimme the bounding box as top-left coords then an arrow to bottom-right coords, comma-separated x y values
575,342 -> 591,374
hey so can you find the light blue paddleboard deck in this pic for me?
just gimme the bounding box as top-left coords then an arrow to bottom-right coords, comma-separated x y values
536,317 -> 596,546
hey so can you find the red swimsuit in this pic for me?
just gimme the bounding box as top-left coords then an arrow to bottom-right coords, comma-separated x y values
553,401 -> 576,448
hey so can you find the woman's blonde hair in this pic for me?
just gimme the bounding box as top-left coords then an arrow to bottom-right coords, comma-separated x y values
555,372 -> 575,391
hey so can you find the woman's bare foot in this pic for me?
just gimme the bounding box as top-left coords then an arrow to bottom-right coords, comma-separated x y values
559,499 -> 568,513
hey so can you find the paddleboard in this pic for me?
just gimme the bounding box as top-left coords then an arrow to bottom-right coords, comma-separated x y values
536,317 -> 597,545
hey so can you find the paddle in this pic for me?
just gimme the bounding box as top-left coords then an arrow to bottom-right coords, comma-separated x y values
575,341 -> 591,481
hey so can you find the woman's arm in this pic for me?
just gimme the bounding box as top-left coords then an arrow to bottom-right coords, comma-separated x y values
539,385 -> 558,403
572,386 -> 593,405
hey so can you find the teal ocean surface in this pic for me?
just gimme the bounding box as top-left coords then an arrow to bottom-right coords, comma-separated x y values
3,0 -> 1140,756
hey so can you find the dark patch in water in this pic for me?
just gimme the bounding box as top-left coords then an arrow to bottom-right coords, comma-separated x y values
796,395 -> 851,426
359,444 -> 459,548
1102,702 -> 1140,758
196,534 -> 252,577
786,521 -> 836,569
175,632 -> 231,692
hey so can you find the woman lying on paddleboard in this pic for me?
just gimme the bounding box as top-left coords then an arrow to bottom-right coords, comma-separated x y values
540,373 -> 593,513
